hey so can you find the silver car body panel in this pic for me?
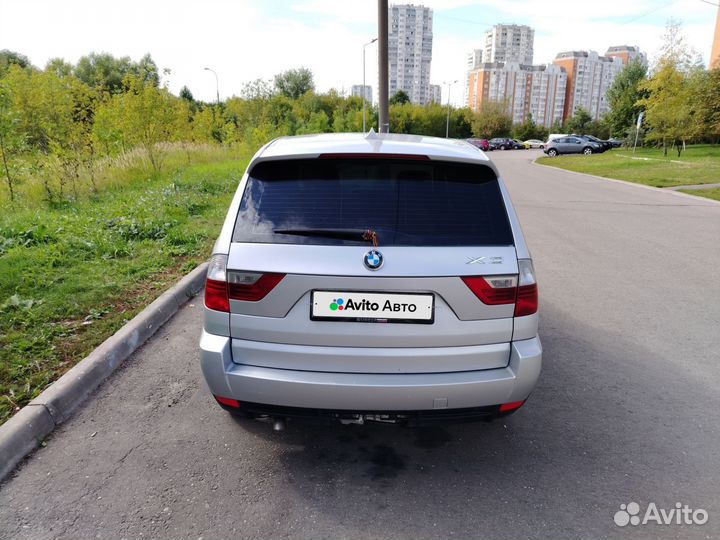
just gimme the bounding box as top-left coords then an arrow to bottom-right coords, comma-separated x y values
202,133 -> 541,413
201,331 -> 542,410
231,338 -> 511,373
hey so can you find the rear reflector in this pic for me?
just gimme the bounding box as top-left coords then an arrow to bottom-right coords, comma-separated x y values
461,276 -> 517,305
499,400 -> 525,412
462,260 -> 538,317
228,272 -> 285,302
214,395 -> 241,408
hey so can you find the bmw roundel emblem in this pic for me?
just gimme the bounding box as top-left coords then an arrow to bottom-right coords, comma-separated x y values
364,250 -> 383,270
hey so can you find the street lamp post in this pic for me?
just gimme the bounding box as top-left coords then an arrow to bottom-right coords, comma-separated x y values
444,80 -> 458,138
363,38 -> 378,133
204,67 -> 220,105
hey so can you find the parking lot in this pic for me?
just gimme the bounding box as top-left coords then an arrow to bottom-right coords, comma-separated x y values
1,149 -> 718,539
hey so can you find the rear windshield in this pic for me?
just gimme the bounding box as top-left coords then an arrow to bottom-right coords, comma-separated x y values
231,158 -> 514,246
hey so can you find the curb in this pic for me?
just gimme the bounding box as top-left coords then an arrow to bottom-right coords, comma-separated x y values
0,262 -> 208,483
532,159 -> 720,206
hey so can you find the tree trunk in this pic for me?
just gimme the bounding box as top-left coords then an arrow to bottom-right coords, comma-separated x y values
0,129 -> 14,202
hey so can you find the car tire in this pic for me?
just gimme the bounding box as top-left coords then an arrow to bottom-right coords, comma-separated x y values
500,145 -> 507,150
582,147 -> 593,155
547,149 -> 558,157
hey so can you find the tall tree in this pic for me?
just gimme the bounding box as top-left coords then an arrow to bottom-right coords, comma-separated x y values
656,19 -> 703,73
45,58 -> 73,78
606,59 -> 649,137
0,83 -> 24,202
564,108 -> 592,134
636,20 -> 698,156
637,63 -> 692,156
179,86 -> 194,102
74,53 -> 159,94
273,68 -> 314,100
240,79 -> 274,100
687,68 -> 720,142
471,101 -> 512,139
99,75 -> 189,171
0,50 -> 31,78
513,114 -> 548,142
390,90 -> 410,105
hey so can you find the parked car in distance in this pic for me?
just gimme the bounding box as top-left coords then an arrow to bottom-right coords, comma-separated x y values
608,137 -> 624,148
466,138 -> 490,151
580,134 -> 612,152
523,139 -> 545,149
543,136 -> 602,156
489,137 -> 515,150
200,132 -> 542,427
512,139 -> 529,149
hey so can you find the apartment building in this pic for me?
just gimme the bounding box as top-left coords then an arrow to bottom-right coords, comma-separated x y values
605,45 -> 647,66
464,48 -> 483,103
484,24 -> 534,65
553,50 -> 625,121
527,64 -> 567,128
351,85 -> 373,103
389,4 -> 434,105
466,62 -> 567,127
429,84 -> 442,104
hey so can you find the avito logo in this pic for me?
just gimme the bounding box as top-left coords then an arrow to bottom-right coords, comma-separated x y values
614,502 -> 709,527
329,297 -> 417,313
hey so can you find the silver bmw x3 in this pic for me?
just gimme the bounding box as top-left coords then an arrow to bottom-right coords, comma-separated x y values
200,132 -> 541,425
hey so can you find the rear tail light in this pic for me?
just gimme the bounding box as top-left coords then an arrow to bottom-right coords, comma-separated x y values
205,255 -> 230,312
204,254 -> 285,312
461,259 -> 538,317
515,259 -> 538,317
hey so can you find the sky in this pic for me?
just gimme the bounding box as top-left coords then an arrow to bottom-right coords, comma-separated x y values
0,0 -> 717,106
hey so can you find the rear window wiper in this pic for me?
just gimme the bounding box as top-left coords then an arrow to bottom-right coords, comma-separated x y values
273,228 -> 379,245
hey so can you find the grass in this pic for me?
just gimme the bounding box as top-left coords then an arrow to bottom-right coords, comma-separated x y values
536,144 -> 720,188
679,188 -> 720,201
0,147 -> 249,425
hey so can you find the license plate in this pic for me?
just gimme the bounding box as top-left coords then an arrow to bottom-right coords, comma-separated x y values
311,290 -> 434,323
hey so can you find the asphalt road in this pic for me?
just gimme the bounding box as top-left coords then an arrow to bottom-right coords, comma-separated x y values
2,150 -> 719,540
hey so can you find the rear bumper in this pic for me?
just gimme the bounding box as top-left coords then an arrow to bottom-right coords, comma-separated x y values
200,332 -> 542,412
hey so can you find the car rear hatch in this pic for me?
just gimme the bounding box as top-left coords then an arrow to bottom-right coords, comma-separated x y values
225,156 -> 523,374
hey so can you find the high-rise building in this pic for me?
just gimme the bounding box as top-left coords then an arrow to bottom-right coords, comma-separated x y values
467,48 -> 483,70
389,4 -> 434,105
527,64 -> 567,128
484,24 -> 534,65
466,62 -> 566,128
553,51 -> 625,120
351,85 -> 373,103
464,48 -> 483,104
429,84 -> 442,104
712,5 -> 720,69
553,50 -> 625,121
605,45 -> 647,67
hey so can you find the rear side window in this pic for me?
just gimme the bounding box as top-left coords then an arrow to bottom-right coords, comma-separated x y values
232,158 -> 514,246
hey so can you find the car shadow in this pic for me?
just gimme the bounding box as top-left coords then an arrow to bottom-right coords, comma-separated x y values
222,299 -> 719,539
